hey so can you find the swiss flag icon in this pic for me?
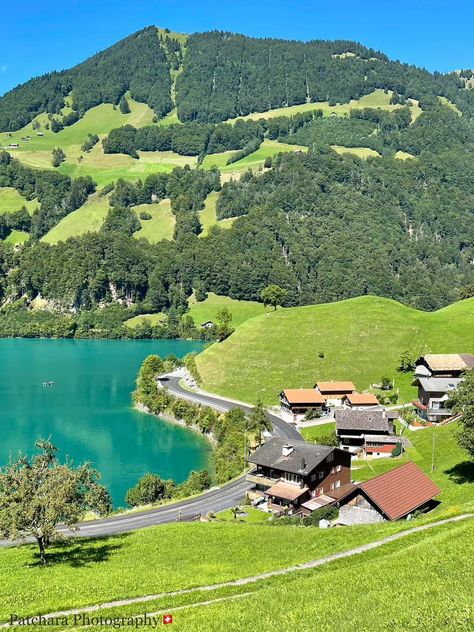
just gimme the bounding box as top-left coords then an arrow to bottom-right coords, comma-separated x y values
163,614 -> 173,625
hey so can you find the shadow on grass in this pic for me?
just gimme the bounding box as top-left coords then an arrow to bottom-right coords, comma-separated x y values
30,535 -> 129,568
445,461 -> 474,485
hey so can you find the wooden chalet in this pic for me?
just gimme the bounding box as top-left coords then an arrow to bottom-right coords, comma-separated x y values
279,388 -> 326,416
415,353 -> 474,378
335,409 -> 400,457
343,392 -> 380,409
335,462 -> 441,524
315,381 -> 356,407
247,437 -> 351,515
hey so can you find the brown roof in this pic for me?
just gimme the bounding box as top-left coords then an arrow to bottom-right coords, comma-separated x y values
359,462 -> 441,520
316,381 -> 356,393
345,393 -> 379,406
281,389 -> 326,405
326,482 -> 357,501
424,354 -> 474,372
265,482 -> 309,501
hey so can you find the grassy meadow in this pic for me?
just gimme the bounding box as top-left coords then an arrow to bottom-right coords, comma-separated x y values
133,199 -> 176,243
188,292 -> 271,328
0,187 -> 38,214
331,145 -> 381,159
42,193 -> 111,244
196,295 -> 474,405
198,191 -> 236,236
225,90 -> 422,123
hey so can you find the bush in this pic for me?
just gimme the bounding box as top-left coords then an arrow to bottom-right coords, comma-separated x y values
302,505 -> 338,526
126,473 -> 167,506
391,442 -> 403,457
139,211 -> 152,220
51,147 -> 66,167
304,409 -> 321,421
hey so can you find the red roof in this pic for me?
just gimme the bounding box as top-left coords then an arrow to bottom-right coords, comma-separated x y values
316,381 -> 356,393
282,389 -> 326,405
345,393 -> 379,406
359,461 -> 441,520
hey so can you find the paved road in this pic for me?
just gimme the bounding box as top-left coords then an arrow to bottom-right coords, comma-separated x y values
162,375 -> 302,442
0,377 -> 300,544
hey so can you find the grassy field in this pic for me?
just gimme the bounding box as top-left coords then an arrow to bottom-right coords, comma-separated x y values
133,199 -> 176,242
4,229 -> 29,245
198,191 -> 236,236
0,187 -> 38,214
42,193 -> 111,244
196,295 -> 474,405
215,507 -> 271,523
219,140 -> 308,172
300,422 -> 337,443
124,313 -> 167,328
395,150 -> 415,160
225,90 -> 421,123
438,96 -> 462,115
331,145 -> 381,159
188,292 -> 271,328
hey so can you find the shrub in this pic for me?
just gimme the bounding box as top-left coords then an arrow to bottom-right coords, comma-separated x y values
391,442 -> 403,457
139,211 -> 152,220
302,505 -> 338,526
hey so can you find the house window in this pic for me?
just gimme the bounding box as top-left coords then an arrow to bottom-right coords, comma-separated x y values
326,453 -> 334,463
285,472 -> 299,484
336,465 -> 342,473
330,482 -> 335,491
334,480 -> 341,489
318,471 -> 324,480
311,474 -> 316,482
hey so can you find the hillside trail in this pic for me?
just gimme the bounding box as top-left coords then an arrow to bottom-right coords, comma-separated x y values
2,513 -> 472,627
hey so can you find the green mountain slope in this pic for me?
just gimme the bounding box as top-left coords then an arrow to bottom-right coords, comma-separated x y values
195,295 -> 474,404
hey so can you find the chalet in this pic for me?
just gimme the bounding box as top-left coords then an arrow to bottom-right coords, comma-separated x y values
336,462 -> 441,525
315,381 -> 356,407
412,353 -> 473,422
200,320 -> 215,329
335,409 -> 400,457
412,376 -> 462,422
7,143 -> 19,149
37,132 -> 44,137
279,388 -> 326,417
246,437 -> 351,515
343,392 -> 380,409
415,353 -> 474,378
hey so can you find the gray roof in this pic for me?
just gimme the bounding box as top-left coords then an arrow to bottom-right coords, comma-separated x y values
364,434 -> 400,444
335,410 -> 394,433
247,437 -> 333,475
414,377 -> 462,393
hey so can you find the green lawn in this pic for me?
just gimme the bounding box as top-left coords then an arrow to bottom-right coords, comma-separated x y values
199,191 -> 236,236
438,96 -> 462,116
300,422 -> 336,443
215,507 -> 271,523
0,518 -> 413,623
133,199 -> 176,242
225,90 -> 420,123
42,192 -> 111,244
331,145 -> 380,159
188,292 -> 271,328
395,150 -> 415,160
0,187 -> 38,214
196,295 -> 474,405
162,518 -> 473,631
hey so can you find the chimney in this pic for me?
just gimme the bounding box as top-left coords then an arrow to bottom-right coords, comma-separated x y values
282,444 -> 294,457
300,457 -> 306,471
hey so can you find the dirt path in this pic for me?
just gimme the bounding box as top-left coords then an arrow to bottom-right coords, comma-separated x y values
2,513 -> 472,627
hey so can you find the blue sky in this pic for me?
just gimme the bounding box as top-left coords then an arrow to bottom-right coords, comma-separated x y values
1,0 -> 473,95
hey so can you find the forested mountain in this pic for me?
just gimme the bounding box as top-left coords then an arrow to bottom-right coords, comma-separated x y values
0,26 -> 473,336
1,26 -> 473,131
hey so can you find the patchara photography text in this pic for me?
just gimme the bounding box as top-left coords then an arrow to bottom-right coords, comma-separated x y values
9,614 -> 173,628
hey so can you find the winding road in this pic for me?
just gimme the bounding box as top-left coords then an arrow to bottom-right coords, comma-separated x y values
0,376 -> 301,544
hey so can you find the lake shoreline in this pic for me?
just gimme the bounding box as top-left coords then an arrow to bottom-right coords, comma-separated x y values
135,402 -> 217,447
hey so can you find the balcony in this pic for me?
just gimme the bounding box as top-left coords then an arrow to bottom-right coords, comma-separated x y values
246,471 -> 279,488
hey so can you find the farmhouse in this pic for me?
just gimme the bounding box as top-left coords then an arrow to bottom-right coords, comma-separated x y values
336,462 -> 441,525
335,409 -> 400,457
200,320 -> 215,329
315,381 -> 356,407
279,388 -> 326,417
414,353 -> 474,378
412,353 -> 473,422
246,437 -> 351,515
342,392 -> 380,409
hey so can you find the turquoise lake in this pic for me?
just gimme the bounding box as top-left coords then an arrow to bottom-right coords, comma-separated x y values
0,339 -> 210,507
